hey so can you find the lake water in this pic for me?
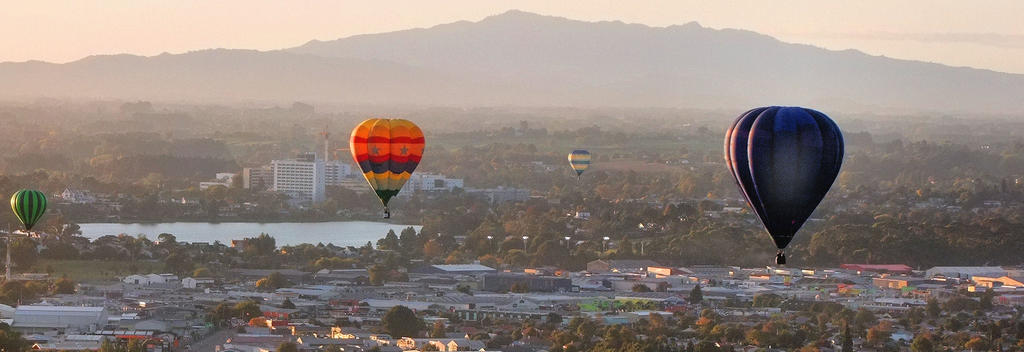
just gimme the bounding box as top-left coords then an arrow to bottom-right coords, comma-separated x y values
78,221 -> 421,247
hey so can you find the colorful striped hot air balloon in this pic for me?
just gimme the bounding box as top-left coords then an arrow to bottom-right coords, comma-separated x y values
11,189 -> 47,231
568,150 -> 591,180
350,118 -> 425,218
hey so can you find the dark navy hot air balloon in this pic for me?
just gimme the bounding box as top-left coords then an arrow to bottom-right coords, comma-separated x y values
724,107 -> 844,265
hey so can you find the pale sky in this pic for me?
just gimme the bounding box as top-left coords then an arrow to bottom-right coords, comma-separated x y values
4,1 -> 1024,73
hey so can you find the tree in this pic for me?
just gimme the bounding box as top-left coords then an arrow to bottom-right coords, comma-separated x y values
910,334 -> 934,352
510,282 -> 529,293
841,322 -> 853,352
964,337 -> 990,351
164,250 -> 193,275
255,272 -> 291,291
399,227 -> 420,255
456,284 -> 472,295
689,283 -> 703,303
369,264 -> 390,285
430,321 -> 446,338
277,342 -> 299,352
192,267 -> 211,277
854,308 -> 877,326
547,312 -> 563,325
233,300 -> 262,320
925,298 -> 941,319
249,317 -> 268,327
157,233 -> 177,247
0,323 -> 29,351
632,284 -> 652,292
53,276 -> 75,294
503,249 -> 528,268
656,281 -> 670,292
207,303 -> 234,327
979,288 -> 994,310
383,306 -> 423,338
866,325 -> 891,347
9,237 -> 39,269
377,230 -> 400,250
477,254 -> 500,269
423,239 -> 445,260
242,233 -> 276,257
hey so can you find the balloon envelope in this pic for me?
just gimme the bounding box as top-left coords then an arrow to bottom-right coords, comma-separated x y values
11,189 -> 47,231
724,106 -> 844,253
350,118 -> 424,215
568,150 -> 591,177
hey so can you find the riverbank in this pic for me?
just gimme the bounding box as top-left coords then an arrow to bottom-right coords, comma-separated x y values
79,221 -> 422,247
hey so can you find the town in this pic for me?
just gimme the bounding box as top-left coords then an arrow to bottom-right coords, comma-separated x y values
3,242 -> 1022,352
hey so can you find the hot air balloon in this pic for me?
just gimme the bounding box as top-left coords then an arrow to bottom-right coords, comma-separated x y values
724,107 -> 844,265
350,118 -> 424,218
11,189 -> 47,231
568,150 -> 591,180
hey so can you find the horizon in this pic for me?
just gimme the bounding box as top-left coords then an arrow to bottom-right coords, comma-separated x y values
3,2 -> 1024,74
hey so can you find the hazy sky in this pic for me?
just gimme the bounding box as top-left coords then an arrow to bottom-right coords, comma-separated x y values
4,1 -> 1024,73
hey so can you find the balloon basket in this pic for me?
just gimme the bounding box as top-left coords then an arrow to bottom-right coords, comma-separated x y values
775,251 -> 786,265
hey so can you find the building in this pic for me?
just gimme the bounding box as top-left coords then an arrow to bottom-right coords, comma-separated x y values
873,277 -> 922,290
409,264 -> 497,275
841,264 -> 913,274
925,266 -> 1006,279
973,275 -> 1024,289
122,274 -> 178,286
465,187 -> 531,203
30,335 -> 106,351
182,277 -> 216,289
272,153 -> 326,204
481,273 -> 572,292
403,173 -> 464,193
324,161 -> 353,186
587,259 -> 661,274
199,172 -> 236,190
58,187 -> 97,204
647,266 -> 686,278
12,305 -> 108,333
242,166 -> 274,190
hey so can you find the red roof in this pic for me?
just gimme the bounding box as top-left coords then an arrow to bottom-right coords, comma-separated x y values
840,264 -> 912,273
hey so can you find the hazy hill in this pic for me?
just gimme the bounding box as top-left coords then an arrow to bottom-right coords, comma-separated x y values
2,10 -> 1023,114
0,49 -> 522,105
293,10 -> 1024,114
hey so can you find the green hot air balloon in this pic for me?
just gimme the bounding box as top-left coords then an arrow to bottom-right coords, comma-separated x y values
11,189 -> 47,231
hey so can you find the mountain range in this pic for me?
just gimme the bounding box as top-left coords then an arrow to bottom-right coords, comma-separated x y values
2,10 -> 1022,114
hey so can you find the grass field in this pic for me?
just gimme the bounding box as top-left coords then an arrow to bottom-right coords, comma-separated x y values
28,259 -> 166,282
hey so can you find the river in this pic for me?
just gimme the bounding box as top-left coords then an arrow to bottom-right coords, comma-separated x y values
77,221 -> 421,247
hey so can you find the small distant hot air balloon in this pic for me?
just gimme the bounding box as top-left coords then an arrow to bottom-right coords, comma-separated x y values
350,118 -> 424,218
568,150 -> 591,180
724,107 -> 844,265
11,189 -> 47,231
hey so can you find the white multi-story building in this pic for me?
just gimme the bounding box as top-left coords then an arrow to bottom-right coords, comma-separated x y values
59,187 -> 98,204
324,161 -> 353,185
243,166 -> 274,190
403,173 -> 464,194
272,154 -> 326,204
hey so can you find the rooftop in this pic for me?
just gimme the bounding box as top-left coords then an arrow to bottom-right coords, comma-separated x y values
16,305 -> 104,312
431,264 -> 496,272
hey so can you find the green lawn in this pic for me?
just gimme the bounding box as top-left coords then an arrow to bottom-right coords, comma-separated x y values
29,259 -> 166,282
